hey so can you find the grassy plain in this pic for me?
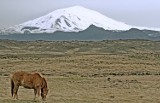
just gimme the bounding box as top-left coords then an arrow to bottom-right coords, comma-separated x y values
0,39 -> 160,103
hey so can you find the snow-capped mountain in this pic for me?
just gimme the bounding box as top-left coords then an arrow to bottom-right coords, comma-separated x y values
2,6 -> 160,34
1,6 -> 132,34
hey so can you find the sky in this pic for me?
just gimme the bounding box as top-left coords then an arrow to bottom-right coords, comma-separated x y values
0,0 -> 160,29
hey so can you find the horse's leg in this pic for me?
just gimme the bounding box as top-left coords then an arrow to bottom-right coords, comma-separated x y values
34,89 -> 37,100
37,87 -> 41,100
13,85 -> 19,100
14,85 -> 19,100
34,87 -> 41,100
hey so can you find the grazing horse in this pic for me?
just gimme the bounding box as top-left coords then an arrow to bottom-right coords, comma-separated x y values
10,71 -> 48,101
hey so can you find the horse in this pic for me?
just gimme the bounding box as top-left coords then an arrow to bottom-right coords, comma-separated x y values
10,71 -> 48,101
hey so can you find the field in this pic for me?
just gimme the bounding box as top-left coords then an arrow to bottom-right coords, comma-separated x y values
0,39 -> 160,103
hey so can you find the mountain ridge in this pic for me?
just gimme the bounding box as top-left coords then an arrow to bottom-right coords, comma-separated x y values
0,25 -> 160,41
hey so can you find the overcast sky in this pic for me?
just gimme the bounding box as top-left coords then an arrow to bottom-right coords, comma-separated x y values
0,0 -> 160,28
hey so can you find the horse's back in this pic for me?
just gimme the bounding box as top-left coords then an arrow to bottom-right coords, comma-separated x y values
11,71 -> 41,79
11,71 -> 27,81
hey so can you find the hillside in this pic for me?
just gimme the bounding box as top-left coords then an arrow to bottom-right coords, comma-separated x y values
0,39 -> 160,55
1,25 -> 160,41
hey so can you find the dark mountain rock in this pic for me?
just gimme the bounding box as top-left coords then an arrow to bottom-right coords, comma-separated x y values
0,25 -> 160,41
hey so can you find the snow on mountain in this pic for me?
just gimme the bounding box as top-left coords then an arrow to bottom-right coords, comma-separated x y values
2,6 -> 160,34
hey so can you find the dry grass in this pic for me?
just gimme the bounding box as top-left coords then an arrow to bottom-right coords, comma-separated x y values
0,39 -> 160,103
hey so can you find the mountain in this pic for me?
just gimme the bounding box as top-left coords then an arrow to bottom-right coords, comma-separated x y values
0,6 -> 140,34
1,6 -> 160,41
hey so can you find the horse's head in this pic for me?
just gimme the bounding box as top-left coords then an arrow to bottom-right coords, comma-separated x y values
41,77 -> 48,101
41,88 -> 48,101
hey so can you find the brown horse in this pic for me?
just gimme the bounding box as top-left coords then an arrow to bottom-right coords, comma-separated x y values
10,71 -> 48,101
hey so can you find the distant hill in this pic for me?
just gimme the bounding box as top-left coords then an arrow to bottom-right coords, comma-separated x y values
0,25 -> 160,41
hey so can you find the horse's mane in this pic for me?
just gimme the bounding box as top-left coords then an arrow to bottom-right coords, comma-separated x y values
42,77 -> 48,88
33,72 -> 42,77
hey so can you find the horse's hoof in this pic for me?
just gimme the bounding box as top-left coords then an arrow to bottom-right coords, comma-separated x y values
42,99 -> 46,101
12,98 -> 18,100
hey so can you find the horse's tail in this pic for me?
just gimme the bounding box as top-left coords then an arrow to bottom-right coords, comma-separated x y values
10,74 -> 14,97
